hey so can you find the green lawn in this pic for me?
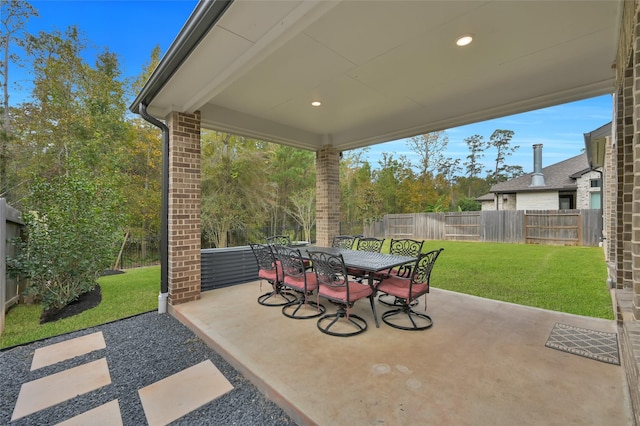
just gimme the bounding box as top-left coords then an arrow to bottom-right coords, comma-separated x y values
423,240 -> 613,320
0,266 -> 159,349
0,241 -> 614,349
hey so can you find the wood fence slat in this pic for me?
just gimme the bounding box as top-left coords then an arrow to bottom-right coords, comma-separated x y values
365,209 -> 601,247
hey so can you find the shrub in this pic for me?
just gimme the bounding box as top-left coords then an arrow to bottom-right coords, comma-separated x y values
8,164 -> 124,311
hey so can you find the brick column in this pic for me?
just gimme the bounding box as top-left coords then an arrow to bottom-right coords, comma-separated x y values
633,10 -> 640,317
617,61 -> 634,293
604,130 -> 617,280
316,147 -> 341,246
166,111 -> 201,305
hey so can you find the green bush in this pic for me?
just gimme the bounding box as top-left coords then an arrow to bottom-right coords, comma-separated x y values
9,163 -> 124,311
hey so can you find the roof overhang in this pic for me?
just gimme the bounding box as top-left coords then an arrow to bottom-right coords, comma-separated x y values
584,122 -> 612,169
131,0 -> 622,152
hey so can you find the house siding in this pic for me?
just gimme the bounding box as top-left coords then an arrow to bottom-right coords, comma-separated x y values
516,191 -> 558,210
576,170 -> 602,209
480,199 -> 496,211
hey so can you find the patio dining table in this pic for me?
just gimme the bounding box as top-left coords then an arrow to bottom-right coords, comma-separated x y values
298,245 -> 417,327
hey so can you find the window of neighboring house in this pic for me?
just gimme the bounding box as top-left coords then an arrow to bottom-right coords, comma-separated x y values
559,193 -> 575,210
590,192 -> 602,209
590,178 -> 602,188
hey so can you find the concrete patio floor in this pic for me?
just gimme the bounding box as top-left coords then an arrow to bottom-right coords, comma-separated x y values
172,282 -> 633,425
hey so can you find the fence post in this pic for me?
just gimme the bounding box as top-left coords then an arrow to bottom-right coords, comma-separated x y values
578,211 -> 583,246
0,198 -> 5,335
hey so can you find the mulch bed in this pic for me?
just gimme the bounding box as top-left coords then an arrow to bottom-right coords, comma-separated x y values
40,285 -> 102,324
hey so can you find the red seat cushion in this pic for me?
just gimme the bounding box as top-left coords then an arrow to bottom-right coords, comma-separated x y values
319,281 -> 372,302
259,268 -> 283,282
377,276 -> 428,300
283,272 -> 318,291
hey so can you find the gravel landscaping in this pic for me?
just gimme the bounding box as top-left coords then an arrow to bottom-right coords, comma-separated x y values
0,312 -> 297,425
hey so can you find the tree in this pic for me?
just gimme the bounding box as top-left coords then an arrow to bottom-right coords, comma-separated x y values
437,157 -> 461,209
373,152 -> 411,214
201,132 -> 272,248
1,0 -> 37,132
17,26 -> 88,178
463,134 -> 486,185
11,26 -> 131,202
122,46 -> 163,238
8,158 -> 124,312
487,129 -> 519,183
340,149 -> 378,233
0,0 -> 37,197
268,144 -> 315,237
406,131 -> 449,178
287,187 -> 315,242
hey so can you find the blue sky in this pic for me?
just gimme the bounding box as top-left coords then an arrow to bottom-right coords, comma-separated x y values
357,94 -> 613,173
11,1 -> 614,174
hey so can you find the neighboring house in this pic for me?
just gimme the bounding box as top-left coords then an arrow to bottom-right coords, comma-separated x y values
477,146 -> 603,211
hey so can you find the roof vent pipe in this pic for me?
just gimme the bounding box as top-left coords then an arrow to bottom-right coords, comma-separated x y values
530,144 -> 545,187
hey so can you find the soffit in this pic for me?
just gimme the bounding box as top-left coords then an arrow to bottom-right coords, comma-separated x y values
145,0 -> 621,152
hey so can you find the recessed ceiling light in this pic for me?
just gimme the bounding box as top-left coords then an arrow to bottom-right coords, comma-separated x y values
456,34 -> 474,47
311,101 -> 322,107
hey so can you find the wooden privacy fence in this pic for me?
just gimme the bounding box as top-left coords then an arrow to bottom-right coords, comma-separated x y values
1,199 -> 23,335
364,209 -> 602,247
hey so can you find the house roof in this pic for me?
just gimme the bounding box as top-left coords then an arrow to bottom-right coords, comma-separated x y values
584,121 -> 612,168
490,153 -> 591,194
476,193 -> 495,202
130,0 -> 621,153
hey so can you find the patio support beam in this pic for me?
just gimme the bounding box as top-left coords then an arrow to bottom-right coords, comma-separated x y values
166,111 -> 202,305
316,146 -> 341,246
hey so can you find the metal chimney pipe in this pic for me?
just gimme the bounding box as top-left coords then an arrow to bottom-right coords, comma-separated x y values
530,144 -> 545,187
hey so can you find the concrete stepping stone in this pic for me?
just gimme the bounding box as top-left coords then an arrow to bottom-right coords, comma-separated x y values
138,360 -> 233,425
55,400 -> 123,426
31,332 -> 106,370
12,358 -> 111,421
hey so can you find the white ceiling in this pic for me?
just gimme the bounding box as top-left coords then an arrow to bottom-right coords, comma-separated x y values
145,0 -> 622,152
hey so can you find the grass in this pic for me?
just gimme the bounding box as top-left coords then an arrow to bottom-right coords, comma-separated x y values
0,241 -> 614,349
0,266 -> 159,349
423,240 -> 613,320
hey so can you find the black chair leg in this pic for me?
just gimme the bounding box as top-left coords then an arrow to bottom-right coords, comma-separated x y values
257,282 -> 297,306
282,295 -> 326,319
378,293 -> 418,307
381,305 -> 433,331
317,307 -> 368,337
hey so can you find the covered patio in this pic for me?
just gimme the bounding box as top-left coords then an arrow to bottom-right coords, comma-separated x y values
172,283 -> 632,425
128,0 -> 640,423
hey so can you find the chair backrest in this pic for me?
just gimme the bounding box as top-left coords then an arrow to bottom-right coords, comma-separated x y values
388,238 -> 424,277
266,235 -> 291,246
308,251 -> 350,295
332,235 -> 356,249
410,248 -> 444,289
249,242 -> 277,271
272,245 -> 305,279
389,238 -> 424,257
355,237 -> 384,253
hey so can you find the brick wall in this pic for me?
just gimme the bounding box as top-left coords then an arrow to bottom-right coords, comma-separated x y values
166,111 -> 202,305
634,9 -> 640,317
617,62 -> 634,293
316,147 -> 340,246
575,170 -> 602,209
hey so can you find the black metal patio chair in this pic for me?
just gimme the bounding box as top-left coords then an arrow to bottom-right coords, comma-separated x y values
309,250 -> 376,337
272,245 -> 326,319
249,243 -> 297,306
376,238 -> 424,306
347,237 -> 385,282
331,235 -> 356,249
266,235 -> 291,246
376,248 -> 443,331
